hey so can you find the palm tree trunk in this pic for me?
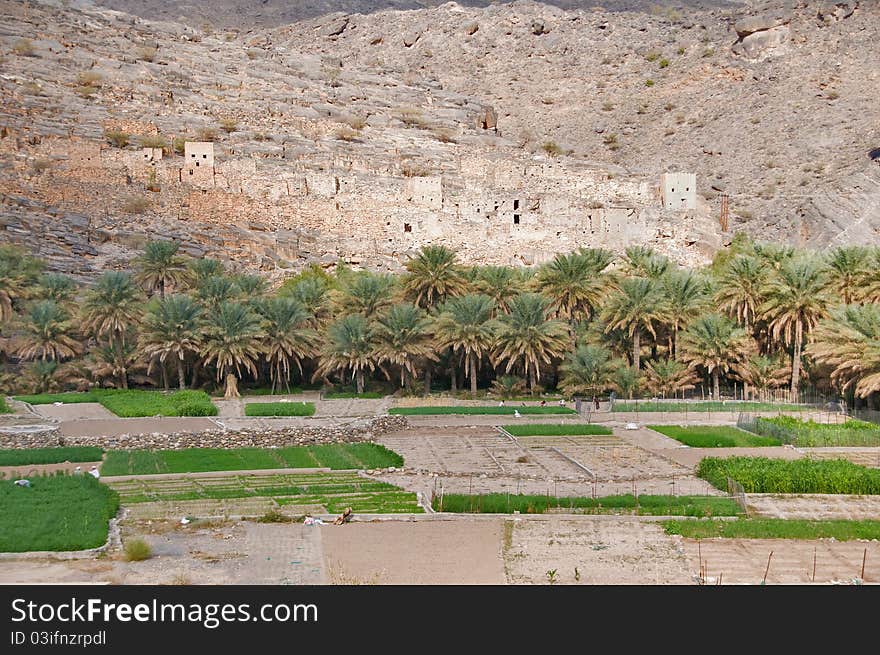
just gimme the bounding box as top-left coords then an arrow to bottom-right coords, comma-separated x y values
177,357 -> 186,390
356,368 -> 364,394
423,366 -> 431,397
162,363 -> 169,391
470,356 -> 478,396
632,330 -> 641,371
191,359 -> 200,389
224,373 -> 239,399
528,361 -> 536,393
159,278 -> 165,300
115,333 -> 128,390
713,369 -> 720,401
450,358 -> 457,393
790,320 -> 802,399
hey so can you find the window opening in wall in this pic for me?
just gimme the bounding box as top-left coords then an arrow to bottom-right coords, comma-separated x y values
671,187 -> 675,192
203,154 -> 207,159
404,223 -> 412,233
513,215 -> 520,225
513,199 -> 520,210
189,170 -> 193,175
195,161 -> 199,167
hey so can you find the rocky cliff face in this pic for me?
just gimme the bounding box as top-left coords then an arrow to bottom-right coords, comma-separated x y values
0,0 -> 877,278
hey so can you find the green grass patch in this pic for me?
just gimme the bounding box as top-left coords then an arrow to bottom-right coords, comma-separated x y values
13,389 -> 216,417
101,443 -> 402,476
389,406 -> 577,415
0,396 -> 10,413
648,425 -> 780,447
664,518 -> 880,540
0,447 -> 104,466
747,415 -> 880,447
244,402 -> 316,416
0,474 -> 119,552
502,424 -> 612,436
698,456 -> 880,494
433,493 -> 740,517
611,401 -> 804,412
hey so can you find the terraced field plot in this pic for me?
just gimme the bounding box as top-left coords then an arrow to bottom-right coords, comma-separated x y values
804,449 -> 880,468
107,471 -> 422,518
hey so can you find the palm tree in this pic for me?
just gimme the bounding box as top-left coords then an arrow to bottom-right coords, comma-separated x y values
535,249 -> 613,330
760,257 -> 831,397
139,294 -> 204,389
735,354 -> 790,402
134,240 -> 189,299
622,246 -> 670,279
337,272 -> 395,318
754,242 -> 795,271
233,274 -> 269,300
21,359 -> 60,394
284,277 -> 330,326
475,266 -> 526,314
87,340 -> 148,389
313,314 -> 377,394
826,246 -> 870,305
401,245 -> 469,309
0,245 -> 42,322
16,299 -> 80,362
601,277 -> 664,371
80,271 -> 143,389
35,273 -> 77,303
661,270 -> 709,356
861,248 -> 880,304
808,304 -> 880,399
489,374 -> 527,399
201,302 -> 263,398
611,363 -> 642,400
643,358 -> 699,398
433,294 -> 496,395
373,303 -> 436,390
558,344 -> 615,398
196,275 -> 238,310
493,293 -> 568,392
715,255 -> 767,334
254,297 -> 318,393
187,258 -> 224,285
678,314 -> 751,400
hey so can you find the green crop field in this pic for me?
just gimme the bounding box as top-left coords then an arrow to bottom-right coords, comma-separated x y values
698,456 -> 880,494
0,447 -> 104,467
745,415 -> 880,447
664,518 -> 880,540
389,406 -> 577,415
13,389 -> 217,417
244,402 -> 316,416
648,425 -> 781,447
108,471 -> 420,514
100,443 -> 402,476
0,474 -> 119,552
611,401 -> 804,413
433,493 -> 741,516
502,424 -> 612,436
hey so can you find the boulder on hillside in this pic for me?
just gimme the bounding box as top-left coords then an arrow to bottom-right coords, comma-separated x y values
817,2 -> 858,25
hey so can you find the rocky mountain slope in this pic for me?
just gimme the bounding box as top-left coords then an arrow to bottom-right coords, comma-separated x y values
0,0 -> 877,279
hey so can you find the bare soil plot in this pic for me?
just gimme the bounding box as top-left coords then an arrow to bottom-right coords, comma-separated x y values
321,519 -> 505,584
502,516 -> 692,584
59,417 -> 218,438
746,494 -> 880,520
804,448 -> 880,468
680,538 -> 880,584
33,402 -> 114,420
653,446 -> 803,468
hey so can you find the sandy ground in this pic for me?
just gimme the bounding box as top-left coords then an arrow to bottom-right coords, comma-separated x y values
681,538 -> 880,584
804,448 -> 880,468
746,494 -> 880,520
31,402 -> 115,421
0,460 -> 103,479
321,520 -> 505,584
59,417 -> 219,438
503,516 -> 692,584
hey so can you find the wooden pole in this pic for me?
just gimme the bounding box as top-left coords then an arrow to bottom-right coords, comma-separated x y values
762,550 -> 773,584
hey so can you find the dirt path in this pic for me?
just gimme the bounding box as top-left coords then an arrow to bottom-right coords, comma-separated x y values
321,519 -> 505,584
31,402 -> 114,421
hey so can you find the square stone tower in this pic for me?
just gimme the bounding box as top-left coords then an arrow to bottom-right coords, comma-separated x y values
660,172 -> 696,209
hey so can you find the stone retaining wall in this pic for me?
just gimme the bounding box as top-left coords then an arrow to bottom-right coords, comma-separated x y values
0,415 -> 408,450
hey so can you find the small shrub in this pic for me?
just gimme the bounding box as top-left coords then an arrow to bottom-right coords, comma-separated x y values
255,509 -> 294,523
542,141 -> 563,157
603,133 -> 619,151
124,538 -> 152,561
334,126 -> 359,142
677,47 -> 685,55
122,196 -> 151,214
105,130 -> 130,148
75,85 -> 98,98
218,118 -> 238,133
401,161 -> 431,177
664,102 -> 675,112
396,108 -> 427,129
826,90 -> 839,100
702,48 -> 714,58
31,158 -> 52,173
12,39 -> 36,57
343,115 -> 366,130
136,46 -> 158,62
196,127 -> 217,142
645,52 -> 660,62
172,137 -> 186,154
139,135 -> 167,149
645,79 -> 655,87
659,58 -> 670,69
433,128 -> 457,143
76,71 -> 103,87
601,101 -> 614,111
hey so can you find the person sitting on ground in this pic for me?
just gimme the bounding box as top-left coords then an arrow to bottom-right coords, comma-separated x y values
540,400 -> 547,407
333,507 -> 353,525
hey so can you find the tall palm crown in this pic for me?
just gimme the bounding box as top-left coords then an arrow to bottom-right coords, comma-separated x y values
134,240 -> 189,299
254,297 -> 318,393
808,304 -> 880,398
187,258 -> 225,286
434,294 -> 496,394
493,293 -> 568,391
373,303 -> 436,389
643,358 -> 699,398
338,272 -> 395,318
196,275 -> 239,310
678,313 -> 751,400
140,294 -> 204,389
475,266 -> 526,314
36,273 -> 77,304
80,271 -> 143,347
401,245 -> 469,310
601,277 -> 664,371
0,245 -> 42,322
16,299 -> 80,362
558,344 -> 616,397
715,255 -> 767,332
314,313 -> 377,394
622,246 -> 670,279
201,301 -> 264,398
760,257 -> 832,396
826,246 -> 870,305
535,248 -> 613,326
286,277 -> 331,326
661,269 -> 710,356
